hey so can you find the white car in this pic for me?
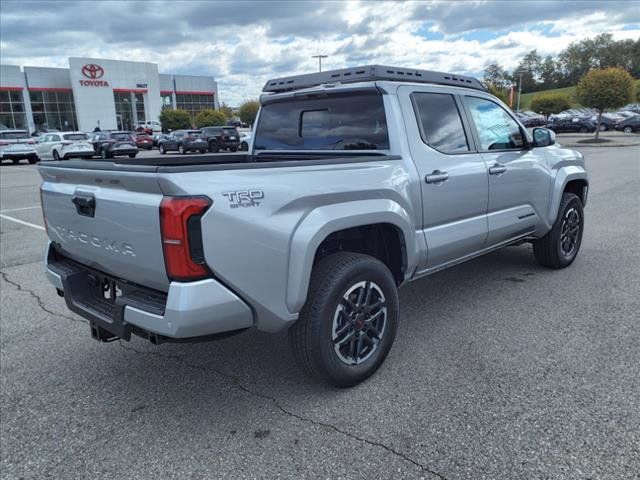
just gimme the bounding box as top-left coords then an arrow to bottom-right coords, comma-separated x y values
35,131 -> 95,160
239,131 -> 252,151
136,120 -> 162,134
0,130 -> 38,164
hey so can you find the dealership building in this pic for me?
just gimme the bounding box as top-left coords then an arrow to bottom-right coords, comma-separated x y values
0,57 -> 219,133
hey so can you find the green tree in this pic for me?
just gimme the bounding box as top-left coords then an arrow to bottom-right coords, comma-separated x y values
194,109 -> 226,128
239,100 -> 259,126
219,102 -> 234,120
576,67 -> 634,140
483,63 -> 511,90
159,109 -> 191,132
539,55 -> 559,90
487,84 -> 510,105
513,49 -> 542,93
530,92 -> 572,117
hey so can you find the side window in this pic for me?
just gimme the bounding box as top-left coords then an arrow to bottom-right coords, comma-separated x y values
51,134 -> 61,142
464,96 -> 525,151
42,135 -> 52,143
412,93 -> 469,153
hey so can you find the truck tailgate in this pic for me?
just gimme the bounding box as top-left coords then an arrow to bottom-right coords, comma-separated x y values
39,164 -> 169,292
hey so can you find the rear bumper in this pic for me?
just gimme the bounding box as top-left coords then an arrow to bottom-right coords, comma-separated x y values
45,243 -> 254,341
1,151 -> 37,160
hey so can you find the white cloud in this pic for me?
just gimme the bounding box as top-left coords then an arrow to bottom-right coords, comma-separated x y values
0,0 -> 637,105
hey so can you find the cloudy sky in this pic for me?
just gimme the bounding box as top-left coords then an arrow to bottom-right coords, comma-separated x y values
1,1 -> 638,105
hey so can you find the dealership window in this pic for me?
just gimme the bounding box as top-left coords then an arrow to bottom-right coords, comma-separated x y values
175,93 -> 215,120
134,93 -> 145,123
0,90 -> 28,130
29,90 -> 78,132
114,92 -> 135,131
160,93 -> 173,110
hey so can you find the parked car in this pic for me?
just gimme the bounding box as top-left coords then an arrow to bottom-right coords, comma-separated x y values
151,133 -> 169,147
614,115 -> 640,133
158,130 -> 208,154
621,103 -> 640,114
136,120 -> 162,134
0,129 -> 38,164
35,131 -> 94,160
32,127 -> 61,137
239,131 -> 252,151
200,126 -> 240,152
134,133 -> 153,150
590,112 -> 626,131
546,117 -> 596,133
39,65 -> 589,387
89,131 -> 138,159
515,111 -> 545,127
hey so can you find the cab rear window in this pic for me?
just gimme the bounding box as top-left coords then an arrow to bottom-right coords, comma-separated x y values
254,91 -> 389,150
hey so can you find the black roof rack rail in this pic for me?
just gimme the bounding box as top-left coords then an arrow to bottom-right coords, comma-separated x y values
263,64 -> 486,93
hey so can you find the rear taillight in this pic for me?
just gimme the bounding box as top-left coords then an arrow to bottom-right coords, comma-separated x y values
0,141 -> 8,146
159,196 -> 212,281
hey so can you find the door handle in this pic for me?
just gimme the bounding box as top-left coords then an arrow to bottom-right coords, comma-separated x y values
425,170 -> 449,184
489,164 -> 507,175
72,193 -> 96,217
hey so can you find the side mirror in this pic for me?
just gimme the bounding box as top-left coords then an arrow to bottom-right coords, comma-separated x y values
532,127 -> 555,147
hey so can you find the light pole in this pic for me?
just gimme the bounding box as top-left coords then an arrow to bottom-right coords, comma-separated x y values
516,71 -> 523,112
311,55 -> 328,72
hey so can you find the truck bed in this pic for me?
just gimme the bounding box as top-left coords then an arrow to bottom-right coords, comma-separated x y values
39,152 -> 397,173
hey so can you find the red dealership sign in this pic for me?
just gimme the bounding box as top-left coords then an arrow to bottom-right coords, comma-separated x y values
79,64 -> 109,86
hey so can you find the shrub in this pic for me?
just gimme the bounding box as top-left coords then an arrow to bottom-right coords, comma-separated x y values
530,92 -> 572,116
576,67 -> 634,138
195,109 -> 226,128
239,100 -> 259,126
159,109 -> 191,132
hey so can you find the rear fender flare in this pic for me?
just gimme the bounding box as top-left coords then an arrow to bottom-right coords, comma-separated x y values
286,199 -> 416,314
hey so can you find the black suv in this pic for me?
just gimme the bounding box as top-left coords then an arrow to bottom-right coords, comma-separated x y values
200,126 -> 240,152
90,131 -> 138,159
157,130 -> 208,154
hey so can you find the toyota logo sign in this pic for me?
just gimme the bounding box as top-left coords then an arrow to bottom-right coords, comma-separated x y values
82,64 -> 104,79
79,63 -> 109,87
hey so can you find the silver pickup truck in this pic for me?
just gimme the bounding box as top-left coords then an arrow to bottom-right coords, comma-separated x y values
39,65 -> 588,387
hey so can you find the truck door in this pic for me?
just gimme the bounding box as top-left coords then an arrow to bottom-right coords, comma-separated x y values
398,86 -> 489,269
460,95 -> 550,246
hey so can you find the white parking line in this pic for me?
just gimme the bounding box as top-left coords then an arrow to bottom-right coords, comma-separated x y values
0,213 -> 45,231
0,205 -> 41,213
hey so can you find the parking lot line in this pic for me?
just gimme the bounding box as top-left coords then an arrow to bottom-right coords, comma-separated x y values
0,213 -> 45,231
0,205 -> 41,213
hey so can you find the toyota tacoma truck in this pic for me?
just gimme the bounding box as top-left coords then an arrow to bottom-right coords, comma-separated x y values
39,65 -> 588,387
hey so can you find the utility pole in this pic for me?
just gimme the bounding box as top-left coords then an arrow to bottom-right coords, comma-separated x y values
516,71 -> 523,112
311,55 -> 328,72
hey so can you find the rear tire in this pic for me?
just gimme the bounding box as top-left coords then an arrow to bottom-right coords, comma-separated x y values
199,149 -> 206,154
128,153 -> 136,158
533,192 -> 584,269
623,126 -> 632,134
289,252 -> 399,388
208,142 -> 220,153
52,150 -> 60,161
178,144 -> 186,155
28,156 -> 38,164
159,144 -> 166,154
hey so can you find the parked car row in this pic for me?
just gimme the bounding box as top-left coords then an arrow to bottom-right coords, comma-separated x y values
515,110 -> 546,127
157,126 -> 242,155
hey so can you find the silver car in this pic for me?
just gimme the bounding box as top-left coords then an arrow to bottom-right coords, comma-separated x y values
0,130 -> 38,164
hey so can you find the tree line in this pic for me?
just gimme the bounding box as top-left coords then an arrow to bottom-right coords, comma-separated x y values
484,33 -> 640,94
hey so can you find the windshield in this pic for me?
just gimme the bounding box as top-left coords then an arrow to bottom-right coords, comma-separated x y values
63,133 -> 88,141
254,91 -> 389,151
112,133 -> 133,141
0,131 -> 29,139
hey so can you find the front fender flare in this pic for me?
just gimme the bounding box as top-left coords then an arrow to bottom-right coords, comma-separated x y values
548,166 -> 589,225
286,199 -> 416,314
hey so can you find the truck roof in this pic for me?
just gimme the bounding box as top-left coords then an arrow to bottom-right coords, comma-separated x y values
263,64 -> 486,94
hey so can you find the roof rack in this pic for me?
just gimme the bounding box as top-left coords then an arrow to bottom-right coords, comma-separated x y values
263,64 -> 486,93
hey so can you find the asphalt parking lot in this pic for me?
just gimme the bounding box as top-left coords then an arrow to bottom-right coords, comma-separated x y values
1,145 -> 639,479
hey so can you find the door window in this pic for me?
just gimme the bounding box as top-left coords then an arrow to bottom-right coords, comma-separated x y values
412,93 -> 469,154
464,96 -> 525,151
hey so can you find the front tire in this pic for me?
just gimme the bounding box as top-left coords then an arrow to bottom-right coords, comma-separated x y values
533,192 -> 584,269
623,126 -> 632,134
28,156 -> 38,164
159,144 -> 166,154
52,150 -> 60,161
289,252 -> 399,388
178,144 -> 186,155
128,153 -> 137,158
